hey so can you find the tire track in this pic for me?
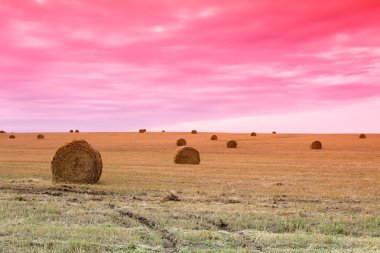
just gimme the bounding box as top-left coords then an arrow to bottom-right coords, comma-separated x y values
108,204 -> 178,253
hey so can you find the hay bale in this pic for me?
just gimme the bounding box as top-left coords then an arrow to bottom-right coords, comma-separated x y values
191,130 -> 197,134
0,130 -> 5,133
210,134 -> 218,140
138,129 -> 146,133
310,141 -> 322,149
69,130 -> 74,133
9,135 -> 15,139
359,134 -> 366,139
51,140 -> 102,184
162,130 -> 166,133
251,132 -> 256,136
75,130 -> 80,133
272,131 -> 276,134
174,147 -> 200,164
227,140 -> 237,148
176,138 -> 187,146
37,134 -> 44,139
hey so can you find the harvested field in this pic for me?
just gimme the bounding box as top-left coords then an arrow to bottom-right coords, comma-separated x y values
0,132 -> 379,252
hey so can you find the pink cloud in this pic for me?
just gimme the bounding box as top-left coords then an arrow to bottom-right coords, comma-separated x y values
0,0 -> 379,132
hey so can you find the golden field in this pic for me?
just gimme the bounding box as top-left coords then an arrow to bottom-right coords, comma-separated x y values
0,132 -> 379,252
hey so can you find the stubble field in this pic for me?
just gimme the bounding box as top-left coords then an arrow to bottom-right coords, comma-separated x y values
0,132 -> 379,252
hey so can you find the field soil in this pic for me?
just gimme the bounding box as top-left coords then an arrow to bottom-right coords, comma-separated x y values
0,132 -> 379,252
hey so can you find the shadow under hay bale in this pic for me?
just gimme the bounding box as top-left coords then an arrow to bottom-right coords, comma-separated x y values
191,130 -> 197,134
359,134 -> 366,139
174,146 -> 200,164
176,138 -> 186,146
9,135 -> 15,139
227,140 -> 237,148
310,141 -> 322,149
37,134 -> 44,139
251,132 -> 257,136
210,134 -> 218,140
51,140 -> 102,184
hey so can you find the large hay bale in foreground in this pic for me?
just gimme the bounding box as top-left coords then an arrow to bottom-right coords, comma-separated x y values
51,140 -> 102,184
75,130 -> 80,133
37,134 -> 44,139
174,147 -> 200,164
9,135 -> 15,139
191,130 -> 197,134
210,134 -> 218,140
251,132 -> 257,136
359,134 -> 366,139
227,140 -> 237,148
176,138 -> 186,146
310,141 -> 322,149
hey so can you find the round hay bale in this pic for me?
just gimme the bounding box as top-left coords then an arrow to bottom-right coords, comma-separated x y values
310,141 -> 322,149
227,140 -> 237,148
174,147 -> 200,164
0,130 -> 6,133
51,140 -> 102,184
176,138 -> 186,146
210,134 -> 218,140
69,130 -> 74,133
251,132 -> 257,136
37,134 -> 44,139
9,135 -> 15,139
272,131 -> 276,134
359,134 -> 366,139
75,130 -> 80,133
191,130 -> 197,134
139,129 -> 146,133
162,130 -> 166,133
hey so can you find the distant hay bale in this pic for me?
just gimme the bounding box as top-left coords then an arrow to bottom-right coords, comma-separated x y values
251,132 -> 257,136
272,131 -> 276,134
9,135 -> 15,139
176,138 -> 187,146
0,130 -> 5,133
51,140 -> 102,184
227,140 -> 237,148
139,129 -> 146,133
69,130 -> 74,133
210,134 -> 218,140
191,130 -> 197,134
174,147 -> 200,164
359,134 -> 366,139
310,141 -> 322,149
37,134 -> 44,139
75,130 -> 80,133
162,130 -> 166,133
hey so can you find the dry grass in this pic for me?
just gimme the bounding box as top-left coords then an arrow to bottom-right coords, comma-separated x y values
0,132 -> 379,252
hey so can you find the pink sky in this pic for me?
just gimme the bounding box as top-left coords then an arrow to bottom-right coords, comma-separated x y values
1,0 -> 380,132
